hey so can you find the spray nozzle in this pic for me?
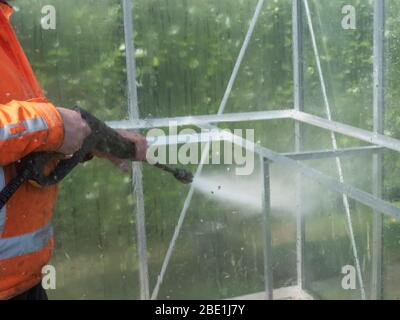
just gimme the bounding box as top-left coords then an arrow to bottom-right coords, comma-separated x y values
153,163 -> 193,185
172,168 -> 194,184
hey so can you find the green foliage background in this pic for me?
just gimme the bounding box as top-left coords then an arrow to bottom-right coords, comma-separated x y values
7,0 -> 400,299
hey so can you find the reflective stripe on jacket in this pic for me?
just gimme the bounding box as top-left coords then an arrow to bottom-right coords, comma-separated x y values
0,2 -> 64,299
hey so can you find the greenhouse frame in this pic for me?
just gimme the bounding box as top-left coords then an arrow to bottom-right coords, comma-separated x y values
8,0 -> 400,300
90,0 -> 397,300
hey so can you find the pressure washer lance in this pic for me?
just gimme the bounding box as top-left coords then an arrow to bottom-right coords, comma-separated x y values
0,107 -> 193,210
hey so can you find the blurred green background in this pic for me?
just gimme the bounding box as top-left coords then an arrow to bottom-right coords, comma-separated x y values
8,0 -> 400,299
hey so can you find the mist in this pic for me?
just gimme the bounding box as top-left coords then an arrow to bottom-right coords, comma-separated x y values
192,166 -> 324,218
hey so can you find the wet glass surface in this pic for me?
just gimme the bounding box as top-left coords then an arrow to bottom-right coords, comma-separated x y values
133,0 -> 293,118
13,0 -> 128,121
302,0 -> 373,130
5,0 -> 400,300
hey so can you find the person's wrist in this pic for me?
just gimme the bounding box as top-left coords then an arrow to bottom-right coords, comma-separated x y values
34,102 -> 65,152
56,107 -> 91,155
55,107 -> 66,151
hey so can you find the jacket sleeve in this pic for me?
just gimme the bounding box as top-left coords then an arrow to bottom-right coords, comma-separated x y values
0,100 -> 64,166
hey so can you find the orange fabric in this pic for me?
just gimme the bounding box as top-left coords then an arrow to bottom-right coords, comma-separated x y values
0,100 -> 64,165
0,2 -> 65,299
0,239 -> 53,299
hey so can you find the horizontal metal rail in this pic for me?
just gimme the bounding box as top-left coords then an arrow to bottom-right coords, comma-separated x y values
292,111 -> 400,153
107,109 -> 293,129
283,146 -> 383,161
108,109 -> 400,156
148,132 -> 382,158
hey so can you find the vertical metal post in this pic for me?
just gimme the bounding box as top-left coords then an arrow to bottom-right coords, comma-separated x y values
293,0 -> 305,290
372,0 -> 385,300
261,157 -> 273,300
122,0 -> 150,300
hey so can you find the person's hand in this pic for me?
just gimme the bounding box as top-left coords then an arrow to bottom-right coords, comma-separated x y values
93,129 -> 148,172
56,108 -> 92,155
115,130 -> 148,161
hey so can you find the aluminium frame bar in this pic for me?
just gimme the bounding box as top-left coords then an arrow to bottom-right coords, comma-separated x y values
292,110 -> 400,153
146,132 -> 383,158
261,157 -> 273,299
106,109 -> 293,130
122,0 -> 150,300
293,0 -> 305,291
371,0 -> 385,301
283,146 -> 383,161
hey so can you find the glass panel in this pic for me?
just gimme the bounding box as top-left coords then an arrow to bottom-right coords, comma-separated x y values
383,212 -> 400,299
9,1 -> 137,299
302,0 -> 373,130
226,0 -> 293,114
383,0 -> 400,300
302,171 -> 373,300
383,150 -> 400,299
143,121 -> 297,299
302,143 -> 374,195
386,0 -> 400,140
269,164 -> 298,290
147,160 -> 266,299
133,0 -> 293,118
8,0 -> 397,300
50,160 -> 138,300
220,119 -> 295,153
12,0 -> 128,120
144,134 -> 259,299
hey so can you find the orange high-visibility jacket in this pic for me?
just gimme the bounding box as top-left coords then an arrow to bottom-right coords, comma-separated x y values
0,3 -> 65,299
